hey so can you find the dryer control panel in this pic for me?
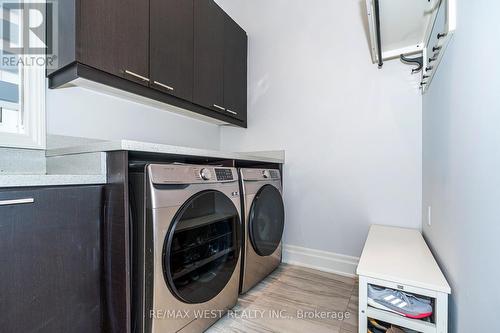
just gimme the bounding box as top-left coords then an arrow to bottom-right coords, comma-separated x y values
240,168 -> 281,181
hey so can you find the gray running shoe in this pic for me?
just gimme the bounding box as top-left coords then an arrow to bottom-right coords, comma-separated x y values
367,285 -> 433,319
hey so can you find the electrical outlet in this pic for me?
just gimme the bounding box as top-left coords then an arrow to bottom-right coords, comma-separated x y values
427,206 -> 432,226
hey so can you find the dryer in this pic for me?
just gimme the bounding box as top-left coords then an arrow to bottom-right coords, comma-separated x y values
129,164 -> 242,333
239,168 -> 285,294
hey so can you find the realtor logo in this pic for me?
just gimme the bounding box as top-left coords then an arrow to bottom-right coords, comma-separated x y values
1,0 -> 58,67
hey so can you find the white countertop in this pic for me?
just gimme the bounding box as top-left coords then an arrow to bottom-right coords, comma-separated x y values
357,225 -> 451,294
0,174 -> 107,188
45,139 -> 285,164
0,150 -> 107,188
1,139 -> 283,188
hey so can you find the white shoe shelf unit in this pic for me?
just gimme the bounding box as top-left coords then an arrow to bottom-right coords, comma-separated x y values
357,225 -> 451,333
365,0 -> 457,93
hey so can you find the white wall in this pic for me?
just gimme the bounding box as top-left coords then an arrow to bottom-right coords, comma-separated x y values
47,86 -> 221,150
47,0 -> 422,260
216,0 -> 422,257
422,1 -> 500,331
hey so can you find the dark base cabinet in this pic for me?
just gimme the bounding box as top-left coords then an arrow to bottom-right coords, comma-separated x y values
0,186 -> 104,333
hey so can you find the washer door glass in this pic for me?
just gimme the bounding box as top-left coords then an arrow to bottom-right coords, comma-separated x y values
163,190 -> 240,304
249,184 -> 285,256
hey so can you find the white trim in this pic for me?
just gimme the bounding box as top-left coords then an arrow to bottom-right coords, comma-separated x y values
0,100 -> 20,111
282,244 -> 359,278
0,1 -> 46,149
0,63 -> 46,149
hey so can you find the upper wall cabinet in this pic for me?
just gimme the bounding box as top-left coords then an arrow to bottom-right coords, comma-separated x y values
193,1 -> 248,123
48,0 -> 248,127
193,0 -> 225,114
150,0 -> 194,100
223,13 -> 248,122
79,0 -> 150,86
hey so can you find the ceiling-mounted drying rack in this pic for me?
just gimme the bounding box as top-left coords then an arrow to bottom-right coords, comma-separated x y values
366,0 -> 456,93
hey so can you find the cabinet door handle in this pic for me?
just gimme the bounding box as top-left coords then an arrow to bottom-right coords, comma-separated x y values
124,70 -> 150,82
0,198 -> 34,206
153,81 -> 174,91
226,109 -> 237,115
213,104 -> 226,111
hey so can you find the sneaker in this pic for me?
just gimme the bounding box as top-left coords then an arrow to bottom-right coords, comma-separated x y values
368,327 -> 385,333
369,318 -> 388,331
382,325 -> 419,333
367,285 -> 433,319
367,322 -> 386,333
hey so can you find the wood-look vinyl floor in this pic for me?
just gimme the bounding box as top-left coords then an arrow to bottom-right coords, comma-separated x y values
207,264 -> 358,333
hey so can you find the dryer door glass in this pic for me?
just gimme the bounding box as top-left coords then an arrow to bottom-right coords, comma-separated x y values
249,184 -> 285,256
163,190 -> 240,304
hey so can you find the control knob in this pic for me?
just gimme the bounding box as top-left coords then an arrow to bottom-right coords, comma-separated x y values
200,168 -> 212,181
262,170 -> 271,179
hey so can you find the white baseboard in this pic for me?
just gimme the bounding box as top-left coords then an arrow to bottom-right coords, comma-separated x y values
282,245 -> 359,278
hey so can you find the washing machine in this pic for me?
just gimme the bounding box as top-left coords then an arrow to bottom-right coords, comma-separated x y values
239,168 -> 285,294
129,164 -> 242,333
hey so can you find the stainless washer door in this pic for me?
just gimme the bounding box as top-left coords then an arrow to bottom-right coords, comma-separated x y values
163,190 -> 241,304
248,185 -> 285,256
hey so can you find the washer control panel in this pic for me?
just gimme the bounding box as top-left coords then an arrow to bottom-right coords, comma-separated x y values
148,164 -> 237,184
215,168 -> 234,181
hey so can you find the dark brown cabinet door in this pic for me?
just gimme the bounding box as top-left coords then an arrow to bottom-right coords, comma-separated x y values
150,0 -> 194,100
0,186 -> 103,333
193,0 -> 225,112
78,0 -> 150,86
224,15 -> 248,122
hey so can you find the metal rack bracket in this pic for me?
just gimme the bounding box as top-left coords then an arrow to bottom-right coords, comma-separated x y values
365,0 -> 456,92
421,0 -> 457,93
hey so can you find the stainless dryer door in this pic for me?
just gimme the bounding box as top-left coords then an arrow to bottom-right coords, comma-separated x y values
163,190 -> 241,304
248,185 -> 285,256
